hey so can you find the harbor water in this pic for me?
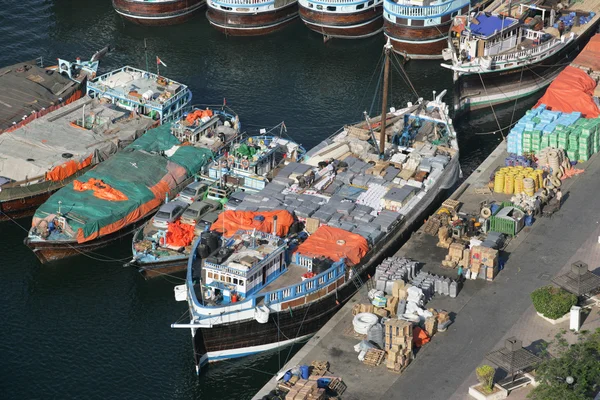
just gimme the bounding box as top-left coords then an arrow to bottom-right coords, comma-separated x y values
0,1 -> 537,398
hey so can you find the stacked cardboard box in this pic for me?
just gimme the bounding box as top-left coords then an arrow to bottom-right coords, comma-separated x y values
384,319 -> 414,373
437,226 -> 453,248
437,310 -> 451,331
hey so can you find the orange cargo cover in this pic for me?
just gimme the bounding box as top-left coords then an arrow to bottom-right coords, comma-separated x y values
295,225 -> 369,266
166,220 -> 195,247
210,210 -> 295,238
535,66 -> 600,118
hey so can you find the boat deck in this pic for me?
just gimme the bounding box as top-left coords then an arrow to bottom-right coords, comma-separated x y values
570,0 -> 600,35
0,61 -> 79,132
258,263 -> 307,296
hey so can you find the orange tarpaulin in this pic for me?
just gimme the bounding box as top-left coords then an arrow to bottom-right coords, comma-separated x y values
211,210 -> 295,238
295,225 -> 369,266
185,109 -> 213,124
73,178 -> 128,201
535,66 -> 600,118
166,220 -> 195,247
573,34 -> 600,72
413,326 -> 430,347
46,153 -> 93,181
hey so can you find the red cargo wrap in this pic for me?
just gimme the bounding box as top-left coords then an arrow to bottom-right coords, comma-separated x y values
295,225 -> 369,266
573,34 -> 600,72
535,66 -> 600,118
211,210 -> 295,238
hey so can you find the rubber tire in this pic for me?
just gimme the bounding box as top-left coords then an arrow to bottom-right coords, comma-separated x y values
551,176 -> 561,187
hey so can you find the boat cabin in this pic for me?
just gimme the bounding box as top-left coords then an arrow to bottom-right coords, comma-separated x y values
202,231 -> 288,303
461,13 -> 521,59
171,108 -> 240,153
208,136 -> 304,191
86,66 -> 191,123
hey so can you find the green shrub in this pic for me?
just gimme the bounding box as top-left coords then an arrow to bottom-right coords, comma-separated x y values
476,365 -> 496,393
531,286 -> 578,320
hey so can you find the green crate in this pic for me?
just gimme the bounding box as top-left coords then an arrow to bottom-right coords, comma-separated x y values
490,216 -> 516,236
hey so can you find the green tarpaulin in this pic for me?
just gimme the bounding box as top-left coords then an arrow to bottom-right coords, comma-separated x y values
34,124 -> 214,240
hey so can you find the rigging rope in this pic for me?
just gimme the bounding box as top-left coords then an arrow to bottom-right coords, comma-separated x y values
477,72 -> 505,140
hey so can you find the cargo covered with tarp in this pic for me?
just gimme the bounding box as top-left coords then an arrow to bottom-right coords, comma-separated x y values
32,124 -> 214,243
0,96 -> 155,183
535,66 -> 600,118
211,210 -> 295,238
295,225 -> 369,266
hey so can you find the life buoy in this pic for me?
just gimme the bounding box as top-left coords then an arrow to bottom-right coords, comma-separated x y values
259,140 -> 265,146
480,207 -> 492,219
241,159 -> 250,169
227,155 -> 235,166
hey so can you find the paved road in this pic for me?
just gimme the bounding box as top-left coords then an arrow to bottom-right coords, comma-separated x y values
383,155 -> 600,400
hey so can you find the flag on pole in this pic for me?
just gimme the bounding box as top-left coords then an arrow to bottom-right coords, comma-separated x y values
223,98 -> 227,106
156,56 -> 167,67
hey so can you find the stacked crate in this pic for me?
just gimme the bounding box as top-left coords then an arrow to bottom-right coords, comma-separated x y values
384,319 -> 414,373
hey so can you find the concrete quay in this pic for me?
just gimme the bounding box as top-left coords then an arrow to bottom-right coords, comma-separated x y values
253,138 -> 599,400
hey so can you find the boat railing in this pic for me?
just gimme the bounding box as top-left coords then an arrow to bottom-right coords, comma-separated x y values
384,0 -> 453,18
488,37 -> 563,63
523,28 -> 545,40
258,262 -> 345,306
204,261 -> 248,277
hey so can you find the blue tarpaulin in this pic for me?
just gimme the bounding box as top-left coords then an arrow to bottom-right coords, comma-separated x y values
470,13 -> 519,37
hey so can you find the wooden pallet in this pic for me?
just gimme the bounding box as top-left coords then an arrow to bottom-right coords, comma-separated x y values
363,349 -> 386,366
328,378 -> 347,395
442,199 -> 461,213
388,363 -> 409,374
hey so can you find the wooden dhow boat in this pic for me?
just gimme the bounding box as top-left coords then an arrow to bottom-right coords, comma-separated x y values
206,0 -> 299,35
298,0 -> 383,40
172,41 -> 461,373
112,0 -> 206,25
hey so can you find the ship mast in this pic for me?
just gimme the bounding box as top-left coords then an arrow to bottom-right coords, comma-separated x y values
379,38 -> 393,157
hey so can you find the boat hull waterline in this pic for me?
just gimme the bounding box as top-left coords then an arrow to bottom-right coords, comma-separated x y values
112,0 -> 206,26
298,2 -> 383,39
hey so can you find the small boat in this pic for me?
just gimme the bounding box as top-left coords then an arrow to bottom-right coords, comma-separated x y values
206,0 -> 299,36
383,0 -> 472,60
298,0 -> 383,40
24,125 -> 214,263
112,0 -> 206,26
86,65 -> 192,124
440,0 -> 600,115
172,41 -> 461,373
129,182 -> 235,277
127,106 -> 242,277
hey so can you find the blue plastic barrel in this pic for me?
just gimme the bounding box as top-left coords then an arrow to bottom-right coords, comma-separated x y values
300,365 -> 310,380
490,203 -> 500,215
283,371 -> 292,382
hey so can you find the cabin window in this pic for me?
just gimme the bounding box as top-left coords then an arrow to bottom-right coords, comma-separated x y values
316,4 -> 323,9
233,278 -> 238,285
309,2 -> 313,7
208,272 -> 213,279
221,6 -> 232,11
226,276 -> 232,283
368,0 -> 374,5
356,3 -> 364,9
327,6 -> 336,11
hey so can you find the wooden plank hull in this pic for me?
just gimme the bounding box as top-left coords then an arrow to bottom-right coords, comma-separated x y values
133,257 -> 188,279
24,215 -> 153,264
299,5 -> 383,39
112,0 -> 205,26
0,168 -> 91,222
384,19 -> 451,59
206,3 -> 298,36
